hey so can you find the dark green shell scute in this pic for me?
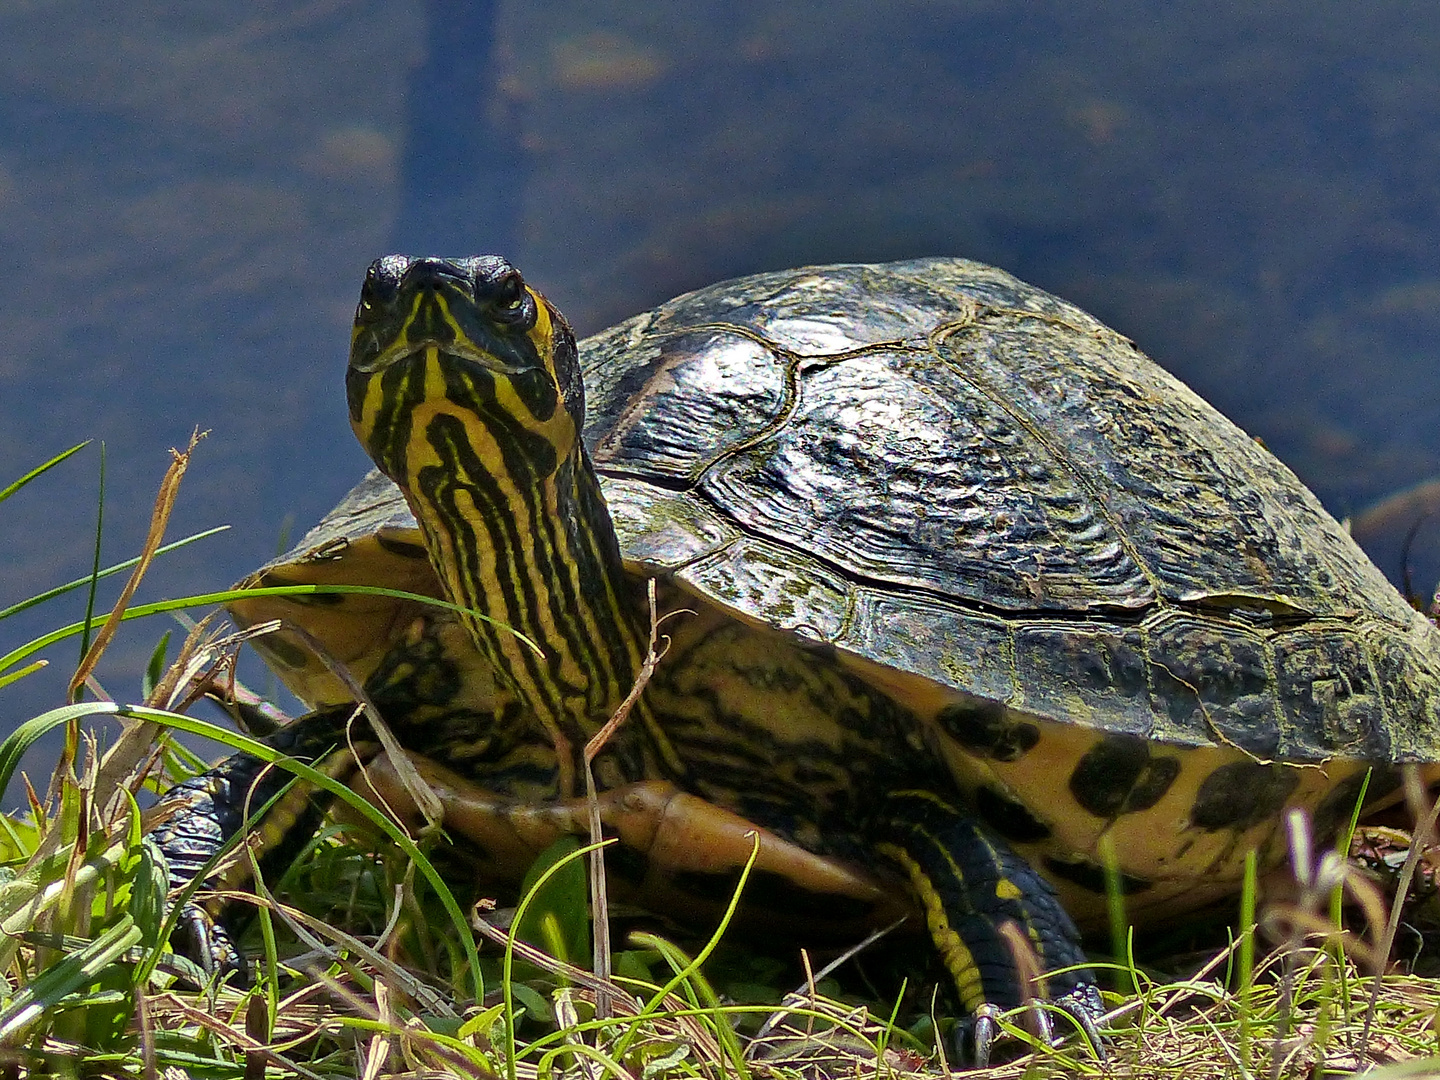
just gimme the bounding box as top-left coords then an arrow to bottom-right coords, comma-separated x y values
696,348 -> 1155,612
1272,629 -> 1385,755
1367,622 -> 1440,761
937,310 -> 1386,619
1013,625 -> 1153,735
854,594 -> 1018,704
677,536 -> 853,641
601,477 -> 740,570
1145,613 -> 1281,755
589,329 -> 788,482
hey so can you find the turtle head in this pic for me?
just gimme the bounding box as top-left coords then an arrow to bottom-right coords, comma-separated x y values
347,255 -> 583,487
343,255 -> 643,739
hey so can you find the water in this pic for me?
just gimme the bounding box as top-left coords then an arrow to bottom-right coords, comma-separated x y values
3,1 -> 1439,770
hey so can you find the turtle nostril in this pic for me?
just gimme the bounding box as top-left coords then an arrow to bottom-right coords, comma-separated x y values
401,257 -> 472,296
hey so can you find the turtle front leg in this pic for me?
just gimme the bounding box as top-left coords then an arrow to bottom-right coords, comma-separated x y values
146,703 -> 375,981
873,789 -> 1104,1065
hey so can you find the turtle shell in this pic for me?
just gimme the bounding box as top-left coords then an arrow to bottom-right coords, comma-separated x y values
231,258 -> 1440,920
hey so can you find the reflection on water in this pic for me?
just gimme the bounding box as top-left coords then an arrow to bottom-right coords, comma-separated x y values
0,0 -> 423,731
1,1 -> 1439,739
393,0 -> 522,257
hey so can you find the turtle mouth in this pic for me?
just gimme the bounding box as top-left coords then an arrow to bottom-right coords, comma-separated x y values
353,333 -> 532,377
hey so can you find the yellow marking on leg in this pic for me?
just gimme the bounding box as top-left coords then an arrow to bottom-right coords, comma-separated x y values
887,791 -> 1055,998
877,841 -> 987,1013
995,879 -> 1023,902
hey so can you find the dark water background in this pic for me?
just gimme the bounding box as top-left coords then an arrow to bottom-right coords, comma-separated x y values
3,1 -> 1440,780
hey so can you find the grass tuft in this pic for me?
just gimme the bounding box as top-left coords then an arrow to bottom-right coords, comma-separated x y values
4,446 -> 1440,1077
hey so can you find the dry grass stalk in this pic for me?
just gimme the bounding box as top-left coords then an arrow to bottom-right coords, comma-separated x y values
580,578 -> 677,1018
67,429 -> 205,701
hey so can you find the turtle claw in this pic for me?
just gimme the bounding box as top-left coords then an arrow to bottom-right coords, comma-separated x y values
958,1003 -> 1003,1068
956,985 -> 1106,1067
1028,998 -> 1057,1047
1056,982 -> 1107,1061
176,902 -> 249,987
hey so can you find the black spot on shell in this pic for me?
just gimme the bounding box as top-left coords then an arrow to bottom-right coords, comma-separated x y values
1190,762 -> 1300,832
259,569 -> 346,605
297,592 -> 348,607
1311,767 -> 1400,843
937,703 -> 1040,762
1044,856 -> 1153,895
1069,736 -> 1144,817
1068,735 -> 1181,818
1128,757 -> 1182,812
376,531 -> 430,560
975,787 -> 1053,843
256,635 -> 312,671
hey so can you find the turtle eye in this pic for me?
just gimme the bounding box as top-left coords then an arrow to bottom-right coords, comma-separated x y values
492,273 -> 538,332
356,267 -> 378,318
357,259 -> 402,319
496,272 -> 523,307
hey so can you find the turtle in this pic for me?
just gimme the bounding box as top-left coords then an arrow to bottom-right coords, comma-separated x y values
150,254 -> 1440,1055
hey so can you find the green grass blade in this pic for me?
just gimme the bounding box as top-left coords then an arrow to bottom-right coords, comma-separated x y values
0,442 -> 89,505
0,583 -> 541,681
141,631 -> 171,701
501,839 -> 610,1080
535,1040 -> 630,1079
614,833 -> 760,1068
0,915 -> 143,1043
0,660 -> 47,693
1330,768 -> 1372,930
121,792 -> 167,952
875,978 -> 908,1061
1238,847 -> 1258,1070
113,705 -> 485,1001
77,442 -> 107,674
1098,832 -> 1134,996
0,526 -> 230,622
0,831 -> 130,934
514,835 -> 589,968
0,701 -> 464,961
0,701 -> 122,798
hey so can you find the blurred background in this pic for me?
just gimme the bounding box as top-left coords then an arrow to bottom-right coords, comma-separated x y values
3,0 -> 1440,773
